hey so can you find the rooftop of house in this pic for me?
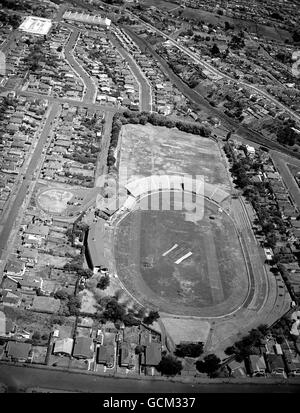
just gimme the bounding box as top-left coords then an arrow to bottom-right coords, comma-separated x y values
53,338 -> 74,355
143,342 -> 161,367
2,290 -> 21,305
97,343 -> 115,365
249,355 -> 266,371
87,219 -> 109,269
73,336 -> 94,359
4,259 -> 25,274
6,341 -> 31,360
266,354 -> 285,371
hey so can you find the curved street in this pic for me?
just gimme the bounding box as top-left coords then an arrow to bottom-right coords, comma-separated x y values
64,27 -> 97,104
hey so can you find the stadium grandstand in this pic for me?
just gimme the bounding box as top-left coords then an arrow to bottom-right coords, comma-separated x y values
63,11 -> 111,27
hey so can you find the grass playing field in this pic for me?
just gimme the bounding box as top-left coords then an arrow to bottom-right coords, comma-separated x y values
114,190 -> 249,317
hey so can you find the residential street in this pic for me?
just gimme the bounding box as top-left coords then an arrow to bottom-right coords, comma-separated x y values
0,102 -> 60,258
0,363 -> 300,393
63,27 -> 97,104
109,34 -> 152,112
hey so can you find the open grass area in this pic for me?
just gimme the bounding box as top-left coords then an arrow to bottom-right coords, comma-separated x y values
181,8 -> 292,42
119,124 -> 231,192
162,317 -> 211,345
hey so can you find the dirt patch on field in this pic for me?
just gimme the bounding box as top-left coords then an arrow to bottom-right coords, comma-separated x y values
162,317 -> 211,345
38,189 -> 74,214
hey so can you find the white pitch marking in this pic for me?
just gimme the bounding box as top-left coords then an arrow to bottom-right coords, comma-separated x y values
175,251 -> 193,264
162,244 -> 178,257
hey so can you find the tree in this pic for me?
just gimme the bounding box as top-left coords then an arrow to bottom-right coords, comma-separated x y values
77,269 -> 93,279
175,342 -> 204,358
135,307 -> 146,319
143,310 -> 160,325
103,298 -> 126,322
196,354 -> 221,375
51,315 -> 65,325
257,324 -> 269,336
54,289 -> 69,300
157,355 -> 182,376
211,44 -> 220,56
224,346 -> 237,356
123,313 -> 141,327
67,296 -> 81,316
32,331 -> 41,340
225,21 -> 234,31
97,274 -> 110,290
135,345 -> 144,355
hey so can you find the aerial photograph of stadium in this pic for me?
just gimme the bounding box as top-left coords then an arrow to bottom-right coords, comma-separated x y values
0,0 -> 300,399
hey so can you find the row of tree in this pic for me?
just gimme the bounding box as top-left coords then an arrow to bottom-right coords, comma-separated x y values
225,324 -> 269,361
94,294 -> 160,327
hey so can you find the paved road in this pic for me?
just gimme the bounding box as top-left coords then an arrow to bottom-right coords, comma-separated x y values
109,33 -> 152,112
64,28 -> 97,104
124,27 -> 300,160
127,12 -> 300,124
18,89 -> 116,112
0,103 -> 61,258
1,364 -> 300,393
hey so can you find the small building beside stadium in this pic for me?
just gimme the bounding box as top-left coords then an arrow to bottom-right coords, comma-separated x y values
86,219 -> 109,273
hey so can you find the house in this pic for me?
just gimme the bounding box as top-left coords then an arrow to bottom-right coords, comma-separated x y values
24,224 -> 49,240
283,350 -> 300,376
19,248 -> 38,266
227,359 -> 247,378
73,337 -> 94,359
53,338 -> 74,356
87,219 -> 109,273
97,343 -> 115,367
6,341 -> 32,362
4,259 -> 26,278
0,313 -> 15,337
249,355 -> 266,376
142,342 -> 161,367
1,276 -> 18,292
18,275 -> 42,292
119,342 -> 134,368
265,354 -> 286,378
1,291 -> 21,307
